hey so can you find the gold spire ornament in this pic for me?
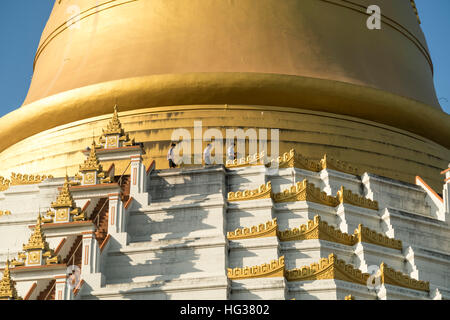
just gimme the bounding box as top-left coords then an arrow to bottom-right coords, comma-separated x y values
79,142 -> 103,172
98,106 -> 135,149
11,214 -> 60,267
44,176 -> 86,223
0,260 -> 22,300
73,141 -> 112,185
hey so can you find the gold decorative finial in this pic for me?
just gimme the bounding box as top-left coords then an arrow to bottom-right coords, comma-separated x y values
51,175 -> 76,209
45,175 -> 85,223
98,105 -> 135,149
11,214 -> 60,267
79,142 -> 103,172
103,105 -> 124,136
0,260 -> 22,300
23,214 -> 48,251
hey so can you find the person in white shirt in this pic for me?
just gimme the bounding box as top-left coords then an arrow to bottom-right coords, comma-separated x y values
167,143 -> 176,168
227,143 -> 235,161
203,143 -> 212,165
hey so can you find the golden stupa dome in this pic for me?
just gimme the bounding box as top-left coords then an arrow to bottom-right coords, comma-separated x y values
0,0 -> 448,189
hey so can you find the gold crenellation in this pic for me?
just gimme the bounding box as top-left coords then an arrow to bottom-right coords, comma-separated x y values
226,151 -> 265,168
227,218 -> 278,240
227,256 -> 285,280
380,262 -> 429,292
337,186 -> 379,210
228,181 -> 272,202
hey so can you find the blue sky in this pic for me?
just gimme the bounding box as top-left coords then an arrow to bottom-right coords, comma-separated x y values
0,0 -> 449,117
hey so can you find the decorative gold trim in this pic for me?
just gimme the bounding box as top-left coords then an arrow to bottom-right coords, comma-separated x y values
380,262 -> 429,292
0,210 -> 11,216
409,0 -> 421,24
0,177 -> 10,192
320,154 -> 358,175
273,179 -> 339,207
354,224 -> 402,250
278,215 -> 402,250
336,186 -> 378,210
285,253 -> 370,285
228,181 -> 272,202
278,215 -> 354,246
227,256 -> 285,280
227,218 -> 278,240
344,295 -> 355,300
0,260 -> 22,300
226,151 -> 265,168
267,149 -> 321,171
10,173 -> 53,186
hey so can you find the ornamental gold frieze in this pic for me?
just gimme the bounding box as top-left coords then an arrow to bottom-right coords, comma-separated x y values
336,186 -> 378,210
380,262 -> 429,292
0,177 -> 10,192
226,151 -> 265,168
320,154 -> 358,175
278,215 -> 354,246
267,149 -> 321,172
344,295 -> 355,300
285,253 -> 370,286
227,256 -> 285,280
227,181 -> 272,202
354,224 -> 402,250
273,179 -> 339,207
0,210 -> 11,216
10,173 -> 54,186
227,218 -> 278,240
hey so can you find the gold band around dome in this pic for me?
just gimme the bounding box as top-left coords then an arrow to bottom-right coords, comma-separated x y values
0,73 -> 448,156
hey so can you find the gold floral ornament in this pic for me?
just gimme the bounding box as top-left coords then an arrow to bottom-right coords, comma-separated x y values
227,219 -> 278,240
10,173 -> 53,186
228,256 -> 285,280
320,154 -> 358,175
98,105 -> 135,149
0,210 -> 12,216
380,262 -> 429,292
0,177 -> 10,192
228,181 -> 272,202
11,214 -> 60,267
0,260 -> 22,300
344,295 -> 355,300
226,151 -> 265,168
73,141 -> 112,185
273,179 -> 339,207
285,253 -> 370,285
336,186 -> 378,210
44,176 -> 86,223
266,149 -> 321,172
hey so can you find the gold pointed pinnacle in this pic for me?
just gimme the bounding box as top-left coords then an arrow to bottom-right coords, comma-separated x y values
0,259 -> 21,300
51,175 -> 76,208
23,214 -> 49,251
